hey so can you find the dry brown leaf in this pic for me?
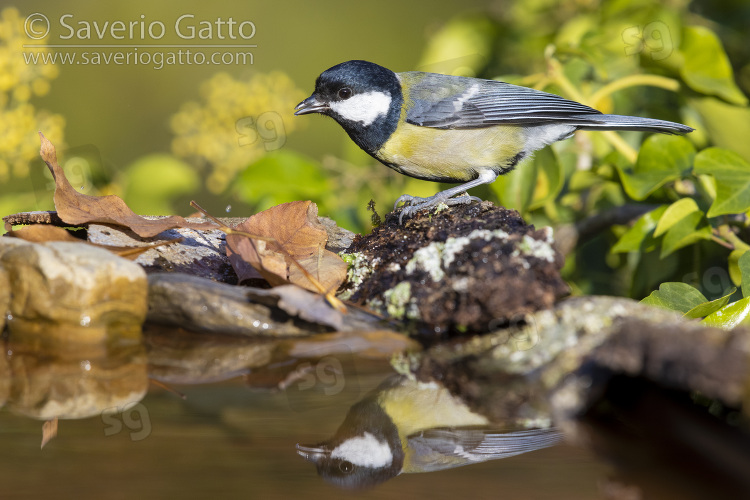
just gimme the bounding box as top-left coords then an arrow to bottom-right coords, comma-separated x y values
8,224 -> 83,243
225,201 -> 347,293
39,132 -> 217,238
41,417 -> 58,449
286,330 -> 421,359
7,224 -> 183,261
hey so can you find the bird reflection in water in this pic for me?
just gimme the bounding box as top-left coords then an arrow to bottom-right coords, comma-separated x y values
296,375 -> 562,489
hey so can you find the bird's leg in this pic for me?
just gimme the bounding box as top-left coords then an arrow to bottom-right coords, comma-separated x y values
394,170 -> 498,224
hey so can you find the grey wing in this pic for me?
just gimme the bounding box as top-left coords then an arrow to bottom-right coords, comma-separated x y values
406,427 -> 563,473
401,72 -> 601,129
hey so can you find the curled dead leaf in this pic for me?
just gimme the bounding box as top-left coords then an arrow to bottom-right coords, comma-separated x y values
7,224 -> 183,261
41,417 -> 58,449
39,132 -> 217,238
225,201 -> 347,294
8,224 -> 83,243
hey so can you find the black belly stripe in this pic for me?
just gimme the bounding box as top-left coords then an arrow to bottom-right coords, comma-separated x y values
493,151 -> 526,175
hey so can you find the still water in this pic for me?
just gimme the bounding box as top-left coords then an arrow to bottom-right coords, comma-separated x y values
0,341 -> 607,500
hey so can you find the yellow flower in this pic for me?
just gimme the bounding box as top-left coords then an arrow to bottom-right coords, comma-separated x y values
170,71 -> 306,194
0,7 -> 65,183
0,7 -> 59,97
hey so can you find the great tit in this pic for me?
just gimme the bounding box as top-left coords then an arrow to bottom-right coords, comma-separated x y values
295,60 -> 693,222
296,375 -> 562,489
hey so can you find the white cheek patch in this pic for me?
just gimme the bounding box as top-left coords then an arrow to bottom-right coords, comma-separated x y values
329,91 -> 392,126
331,432 -> 393,468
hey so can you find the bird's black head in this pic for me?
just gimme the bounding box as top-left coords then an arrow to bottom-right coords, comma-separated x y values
296,440 -> 402,490
295,395 -> 405,490
295,60 -> 403,154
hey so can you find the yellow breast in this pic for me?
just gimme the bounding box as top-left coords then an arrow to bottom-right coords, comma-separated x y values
376,123 -> 524,183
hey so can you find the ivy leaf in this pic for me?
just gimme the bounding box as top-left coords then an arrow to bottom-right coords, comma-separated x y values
528,147 -> 564,211
616,135 -> 695,200
233,150 -> 330,209
702,296 -> 750,329
491,154 -> 537,214
641,282 -> 707,313
659,210 -> 712,258
740,251 -> 750,297
689,97 -> 750,164
728,248 -> 746,287
611,205 -> 667,253
693,148 -> 750,217
653,198 -> 701,237
683,287 -> 736,319
680,26 -> 748,106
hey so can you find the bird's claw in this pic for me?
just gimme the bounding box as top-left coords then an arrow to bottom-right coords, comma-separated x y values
395,192 -> 481,224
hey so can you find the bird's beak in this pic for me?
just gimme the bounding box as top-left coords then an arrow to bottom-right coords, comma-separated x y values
295,95 -> 329,115
296,443 -> 329,463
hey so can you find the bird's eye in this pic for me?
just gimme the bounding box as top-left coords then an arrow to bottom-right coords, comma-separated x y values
338,88 -> 352,100
339,461 -> 354,473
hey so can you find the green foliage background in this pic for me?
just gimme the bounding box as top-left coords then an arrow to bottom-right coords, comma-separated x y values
3,0 -> 750,321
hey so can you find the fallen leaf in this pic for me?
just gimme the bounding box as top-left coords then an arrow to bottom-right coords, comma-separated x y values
286,330 -> 421,359
39,132 -> 216,238
226,201 -> 347,293
246,284 -> 346,330
7,224 -> 183,261
41,417 -> 58,449
8,224 -> 83,243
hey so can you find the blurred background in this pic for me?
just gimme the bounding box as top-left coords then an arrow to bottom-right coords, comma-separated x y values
2,0 -> 749,297
2,2 -> 750,498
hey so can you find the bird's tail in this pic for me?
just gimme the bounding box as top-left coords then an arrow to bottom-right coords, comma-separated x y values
572,114 -> 693,135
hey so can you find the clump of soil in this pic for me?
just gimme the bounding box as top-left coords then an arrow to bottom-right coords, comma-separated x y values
341,201 -> 569,337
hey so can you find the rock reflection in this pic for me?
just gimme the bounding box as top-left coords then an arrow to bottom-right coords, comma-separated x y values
2,313 -> 147,423
0,239 -> 149,422
296,374 -> 561,490
4,344 -> 147,421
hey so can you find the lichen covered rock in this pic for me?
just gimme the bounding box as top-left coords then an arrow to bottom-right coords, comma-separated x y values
340,202 -> 569,336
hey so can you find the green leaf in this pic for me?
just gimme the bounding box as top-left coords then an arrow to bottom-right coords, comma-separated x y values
611,205 -> 667,253
728,248 -> 746,287
680,26 -> 748,106
641,282 -> 707,313
702,296 -> 750,329
683,287 -> 736,319
233,150 -> 329,208
689,97 -> 750,164
653,198 -> 700,237
491,155 -> 537,214
417,16 -> 495,75
740,251 -> 750,298
693,148 -> 750,217
659,210 -> 712,258
527,147 -> 564,211
123,154 -> 199,214
615,135 -> 695,200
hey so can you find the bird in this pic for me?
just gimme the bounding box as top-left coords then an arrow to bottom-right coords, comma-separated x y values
295,374 -> 562,489
295,60 -> 693,223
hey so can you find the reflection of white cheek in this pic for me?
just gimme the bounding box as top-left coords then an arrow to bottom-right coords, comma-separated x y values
330,91 -> 392,126
332,432 -> 393,467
